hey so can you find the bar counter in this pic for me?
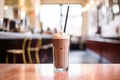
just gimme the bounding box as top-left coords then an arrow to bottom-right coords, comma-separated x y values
86,35 -> 120,63
0,64 -> 120,80
0,32 -> 52,63
0,32 -> 52,39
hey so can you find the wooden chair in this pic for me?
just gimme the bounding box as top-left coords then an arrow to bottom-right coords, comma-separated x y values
27,38 -> 42,63
6,38 -> 29,63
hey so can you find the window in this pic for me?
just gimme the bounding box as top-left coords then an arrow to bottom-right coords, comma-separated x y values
40,4 -> 82,36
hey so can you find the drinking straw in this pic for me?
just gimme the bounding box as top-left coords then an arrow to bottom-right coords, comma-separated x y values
63,6 -> 70,33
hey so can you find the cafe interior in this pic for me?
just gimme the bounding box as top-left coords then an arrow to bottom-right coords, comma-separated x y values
0,0 -> 120,64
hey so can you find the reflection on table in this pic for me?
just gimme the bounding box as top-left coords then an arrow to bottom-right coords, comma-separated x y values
0,64 -> 120,80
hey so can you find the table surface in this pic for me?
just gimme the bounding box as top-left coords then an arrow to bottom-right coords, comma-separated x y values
0,64 -> 120,80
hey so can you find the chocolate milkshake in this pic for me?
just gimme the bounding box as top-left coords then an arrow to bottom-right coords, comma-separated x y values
52,32 -> 70,72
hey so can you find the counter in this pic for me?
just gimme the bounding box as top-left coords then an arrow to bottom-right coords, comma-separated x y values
86,35 -> 120,63
0,64 -> 120,80
0,32 -> 52,39
0,32 -> 53,63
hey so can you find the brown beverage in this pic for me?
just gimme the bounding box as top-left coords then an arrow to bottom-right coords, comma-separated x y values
52,32 -> 70,72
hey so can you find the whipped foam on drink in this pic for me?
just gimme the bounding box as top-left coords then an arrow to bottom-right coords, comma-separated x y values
52,31 -> 70,39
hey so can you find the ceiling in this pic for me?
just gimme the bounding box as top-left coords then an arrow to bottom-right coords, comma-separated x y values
4,0 -> 88,6
5,0 -> 31,6
5,0 -> 18,5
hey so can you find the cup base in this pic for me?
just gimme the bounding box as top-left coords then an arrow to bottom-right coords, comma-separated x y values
54,67 -> 68,72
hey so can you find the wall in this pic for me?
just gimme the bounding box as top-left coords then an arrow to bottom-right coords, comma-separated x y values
0,0 -> 4,18
87,0 -> 120,37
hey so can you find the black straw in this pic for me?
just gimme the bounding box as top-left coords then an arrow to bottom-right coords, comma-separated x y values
63,6 -> 70,33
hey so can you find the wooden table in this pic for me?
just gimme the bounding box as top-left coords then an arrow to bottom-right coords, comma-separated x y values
0,64 -> 120,80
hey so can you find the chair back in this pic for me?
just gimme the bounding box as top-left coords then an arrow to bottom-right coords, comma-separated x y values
28,38 -> 42,50
36,38 -> 42,49
22,38 -> 30,50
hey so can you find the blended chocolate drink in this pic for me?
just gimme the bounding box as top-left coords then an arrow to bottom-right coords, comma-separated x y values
52,32 -> 70,72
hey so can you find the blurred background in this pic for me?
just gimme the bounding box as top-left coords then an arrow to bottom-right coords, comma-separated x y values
0,0 -> 120,63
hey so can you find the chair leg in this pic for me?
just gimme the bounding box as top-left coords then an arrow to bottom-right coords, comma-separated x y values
6,54 -> 8,63
22,52 -> 26,63
13,54 -> 16,63
28,51 -> 32,63
35,51 -> 40,63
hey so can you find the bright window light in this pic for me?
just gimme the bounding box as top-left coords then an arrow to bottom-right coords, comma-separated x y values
112,4 -> 119,14
40,4 -> 82,36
